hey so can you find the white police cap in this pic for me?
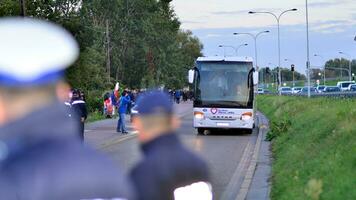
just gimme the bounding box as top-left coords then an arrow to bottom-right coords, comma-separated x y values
0,17 -> 79,86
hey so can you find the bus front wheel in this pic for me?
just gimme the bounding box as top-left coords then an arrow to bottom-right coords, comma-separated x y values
197,128 -> 205,135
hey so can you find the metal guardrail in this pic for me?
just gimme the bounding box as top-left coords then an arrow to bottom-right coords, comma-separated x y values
260,91 -> 356,98
297,92 -> 356,98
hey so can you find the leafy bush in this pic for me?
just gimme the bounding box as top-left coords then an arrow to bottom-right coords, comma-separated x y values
266,119 -> 292,141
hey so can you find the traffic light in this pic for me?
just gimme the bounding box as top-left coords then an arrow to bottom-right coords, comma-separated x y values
291,64 -> 295,72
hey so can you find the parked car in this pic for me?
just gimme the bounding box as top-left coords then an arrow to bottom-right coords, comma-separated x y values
279,87 -> 293,95
264,89 -> 271,94
292,87 -> 302,94
300,87 -> 317,94
323,86 -> 341,93
316,85 -> 326,93
336,81 -> 355,91
258,88 -> 264,94
347,84 -> 356,91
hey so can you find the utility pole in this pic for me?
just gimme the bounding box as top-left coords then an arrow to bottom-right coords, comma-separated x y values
19,0 -> 26,16
106,19 -> 111,82
306,0 -> 311,98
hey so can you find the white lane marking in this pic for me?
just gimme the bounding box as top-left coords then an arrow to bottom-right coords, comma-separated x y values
220,141 -> 253,200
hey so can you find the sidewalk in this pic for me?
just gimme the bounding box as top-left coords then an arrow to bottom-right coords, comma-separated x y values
246,113 -> 272,200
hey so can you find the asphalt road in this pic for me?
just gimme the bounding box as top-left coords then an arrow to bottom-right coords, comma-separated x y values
85,102 -> 260,200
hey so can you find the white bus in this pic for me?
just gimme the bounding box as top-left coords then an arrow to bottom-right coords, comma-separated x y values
188,57 -> 258,135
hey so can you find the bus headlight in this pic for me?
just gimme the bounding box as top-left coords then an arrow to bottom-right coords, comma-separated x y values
194,111 -> 204,120
241,112 -> 253,121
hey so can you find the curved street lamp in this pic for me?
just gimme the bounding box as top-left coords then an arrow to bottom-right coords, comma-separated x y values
233,31 -> 269,69
236,43 -> 248,56
249,8 -> 298,94
338,51 -> 352,81
218,44 -> 249,57
218,45 -> 235,57
233,31 -> 269,86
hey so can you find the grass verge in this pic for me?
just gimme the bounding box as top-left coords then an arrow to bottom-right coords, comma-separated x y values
86,110 -> 106,123
257,95 -> 356,200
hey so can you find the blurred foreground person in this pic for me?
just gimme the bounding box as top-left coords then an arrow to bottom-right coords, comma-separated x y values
0,18 -> 132,200
71,89 -> 87,141
131,90 -> 212,200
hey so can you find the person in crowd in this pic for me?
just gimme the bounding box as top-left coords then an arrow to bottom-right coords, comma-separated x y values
104,92 -> 113,118
182,91 -> 188,102
71,89 -> 88,141
175,89 -> 181,104
111,90 -> 119,116
127,89 -> 134,115
130,90 -> 212,200
64,88 -> 73,118
117,91 -> 131,134
0,17 -> 133,200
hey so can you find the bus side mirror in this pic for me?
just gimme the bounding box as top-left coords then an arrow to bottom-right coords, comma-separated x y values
253,71 -> 259,85
188,69 -> 195,84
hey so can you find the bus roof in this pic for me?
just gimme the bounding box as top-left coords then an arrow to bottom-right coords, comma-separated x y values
197,56 -> 253,62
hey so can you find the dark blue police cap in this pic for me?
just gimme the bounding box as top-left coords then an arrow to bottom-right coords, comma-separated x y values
136,90 -> 173,116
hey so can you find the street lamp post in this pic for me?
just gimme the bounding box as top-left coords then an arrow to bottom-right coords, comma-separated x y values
305,0 -> 311,97
236,43 -> 248,56
339,51 -> 352,81
219,44 -> 248,57
218,45 -> 229,57
314,54 -> 326,85
233,31 -> 269,86
249,8 -> 297,94
325,67 -> 351,79
218,45 -> 236,57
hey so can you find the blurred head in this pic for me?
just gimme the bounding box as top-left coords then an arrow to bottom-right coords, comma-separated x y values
132,90 -> 180,144
0,18 -> 79,126
72,89 -> 80,99
0,83 -> 71,125
122,91 -> 129,97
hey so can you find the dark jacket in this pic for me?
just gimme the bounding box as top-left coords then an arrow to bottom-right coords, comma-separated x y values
71,98 -> 87,121
64,101 -> 72,118
130,133 -> 211,200
0,103 -> 133,200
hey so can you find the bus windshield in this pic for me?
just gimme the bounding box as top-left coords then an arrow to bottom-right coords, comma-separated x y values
195,61 -> 253,108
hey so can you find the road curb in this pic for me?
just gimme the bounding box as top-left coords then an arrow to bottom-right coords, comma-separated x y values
236,112 -> 268,200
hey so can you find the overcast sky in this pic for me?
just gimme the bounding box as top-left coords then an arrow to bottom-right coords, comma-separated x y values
171,0 -> 356,74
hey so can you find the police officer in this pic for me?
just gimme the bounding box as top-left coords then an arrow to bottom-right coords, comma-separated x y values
64,88 -> 73,118
0,18 -> 133,200
71,89 -> 88,141
130,90 -> 212,200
